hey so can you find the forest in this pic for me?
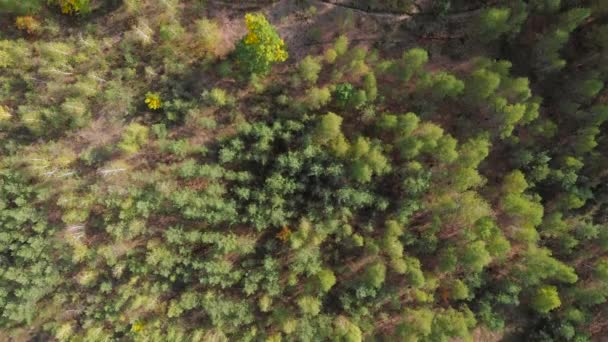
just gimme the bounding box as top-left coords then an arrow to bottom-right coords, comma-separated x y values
0,0 -> 608,341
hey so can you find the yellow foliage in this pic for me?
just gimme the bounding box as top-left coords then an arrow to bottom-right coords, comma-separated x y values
243,13 -> 288,63
244,15 -> 260,44
131,321 -> 144,332
276,226 -> 291,242
0,106 -> 11,121
15,16 -> 41,34
52,0 -> 88,15
244,32 -> 260,45
59,0 -> 78,14
55,323 -> 74,340
195,18 -> 222,56
145,92 -> 162,110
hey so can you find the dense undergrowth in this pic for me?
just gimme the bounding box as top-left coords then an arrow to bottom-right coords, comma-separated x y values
1,0 -> 608,341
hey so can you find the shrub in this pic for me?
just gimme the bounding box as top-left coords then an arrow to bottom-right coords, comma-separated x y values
364,261 -> 387,289
531,286 -> 561,313
304,87 -> 331,110
324,48 -> 337,63
334,35 -> 349,56
298,55 -> 322,85
118,123 -> 149,155
15,16 -> 40,34
334,83 -> 355,108
144,92 -> 162,110
401,48 -> 429,82
61,97 -> 90,129
0,105 -> 11,121
297,296 -> 321,316
202,88 -> 231,107
363,72 -> 378,102
317,269 -> 337,292
475,7 -> 512,42
195,18 -> 222,57
50,0 -> 91,15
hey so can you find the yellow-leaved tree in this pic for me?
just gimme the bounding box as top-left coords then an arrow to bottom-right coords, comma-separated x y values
145,92 -> 162,110
235,13 -> 288,75
50,0 -> 91,15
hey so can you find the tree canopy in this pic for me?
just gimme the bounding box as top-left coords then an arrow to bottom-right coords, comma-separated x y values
1,1 -> 608,341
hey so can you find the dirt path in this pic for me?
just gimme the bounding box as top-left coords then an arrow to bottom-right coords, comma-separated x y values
205,0 -> 422,59
314,0 -> 414,19
206,0 -> 483,62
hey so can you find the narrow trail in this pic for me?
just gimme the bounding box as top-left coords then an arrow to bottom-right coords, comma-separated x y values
208,0 -> 414,21
315,0 -> 492,22
204,0 -> 474,60
314,0 -> 414,20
